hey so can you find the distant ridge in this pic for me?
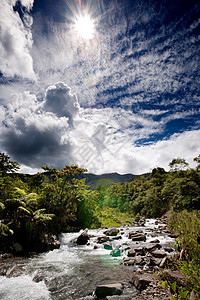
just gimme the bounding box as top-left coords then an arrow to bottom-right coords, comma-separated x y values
76,172 -> 137,189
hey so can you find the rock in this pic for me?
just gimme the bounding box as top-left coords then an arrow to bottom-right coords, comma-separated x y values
150,239 -> 160,243
131,234 -> 146,242
169,233 -> 179,238
151,250 -> 167,258
106,296 -> 132,300
134,256 -> 144,265
163,247 -> 174,253
160,269 -> 187,286
33,272 -> 45,283
104,228 -> 119,236
95,283 -> 123,298
112,236 -> 122,240
123,258 -> 136,266
144,243 -> 162,252
97,236 -> 110,244
127,249 -> 136,257
132,274 -> 152,291
149,257 -> 162,266
77,230 -> 90,245
134,247 -> 145,256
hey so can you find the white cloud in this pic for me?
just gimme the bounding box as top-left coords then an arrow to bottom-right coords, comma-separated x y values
0,0 -> 35,79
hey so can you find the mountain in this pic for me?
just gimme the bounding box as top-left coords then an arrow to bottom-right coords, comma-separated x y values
76,172 -> 137,189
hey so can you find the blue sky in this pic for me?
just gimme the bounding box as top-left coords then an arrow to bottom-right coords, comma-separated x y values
0,0 -> 200,174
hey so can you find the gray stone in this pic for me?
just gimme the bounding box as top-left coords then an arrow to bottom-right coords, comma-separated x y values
106,296 -> 132,300
123,258 -> 135,266
151,250 -> 167,258
131,234 -> 146,242
132,274 -> 152,291
127,249 -> 136,257
150,239 -> 160,243
95,283 -> 123,298
135,256 -> 144,265
104,228 -> 119,236
144,243 -> 162,252
161,269 -> 187,286
149,257 -> 162,266
97,236 -> 110,243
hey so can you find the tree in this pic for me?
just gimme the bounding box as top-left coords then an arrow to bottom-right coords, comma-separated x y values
40,164 -> 88,231
0,153 -> 20,176
169,158 -> 189,172
194,154 -> 200,171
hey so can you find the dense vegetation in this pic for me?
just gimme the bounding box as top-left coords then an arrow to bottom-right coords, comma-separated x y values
0,153 -> 200,254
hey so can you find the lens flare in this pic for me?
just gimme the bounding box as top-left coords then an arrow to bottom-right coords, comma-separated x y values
75,14 -> 95,40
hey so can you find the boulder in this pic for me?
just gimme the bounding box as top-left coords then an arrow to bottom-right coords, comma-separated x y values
127,249 -> 136,257
131,234 -> 146,242
163,247 -> 174,253
134,256 -> 144,265
77,230 -> 90,245
112,236 -> 122,240
132,274 -> 152,291
106,296 -> 132,300
134,247 -> 145,256
144,243 -> 162,252
149,257 -> 162,266
150,239 -> 160,243
123,258 -> 136,266
95,283 -> 123,298
151,250 -> 167,258
97,236 -> 110,244
104,228 -> 119,236
160,269 -> 187,286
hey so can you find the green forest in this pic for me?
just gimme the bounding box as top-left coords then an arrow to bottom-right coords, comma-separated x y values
0,153 -> 200,253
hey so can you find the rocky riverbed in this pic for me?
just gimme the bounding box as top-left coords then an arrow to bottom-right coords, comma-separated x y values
0,218 -> 179,300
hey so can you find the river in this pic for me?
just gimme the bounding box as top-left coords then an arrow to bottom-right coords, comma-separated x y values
0,219 -> 175,300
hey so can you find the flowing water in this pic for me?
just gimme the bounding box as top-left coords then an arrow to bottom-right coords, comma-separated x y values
0,219 -> 175,300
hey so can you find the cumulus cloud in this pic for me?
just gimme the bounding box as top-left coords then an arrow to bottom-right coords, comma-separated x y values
0,0 -> 35,79
42,82 -> 79,128
0,83 -> 73,169
0,80 -> 199,174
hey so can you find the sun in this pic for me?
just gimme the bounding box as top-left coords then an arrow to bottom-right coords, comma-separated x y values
74,14 -> 95,40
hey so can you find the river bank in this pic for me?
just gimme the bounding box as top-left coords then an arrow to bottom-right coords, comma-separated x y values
0,218 -> 177,299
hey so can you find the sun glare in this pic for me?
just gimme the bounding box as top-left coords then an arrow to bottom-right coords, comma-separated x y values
75,14 -> 95,40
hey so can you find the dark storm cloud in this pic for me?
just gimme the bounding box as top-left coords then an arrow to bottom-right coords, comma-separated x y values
0,82 -> 77,169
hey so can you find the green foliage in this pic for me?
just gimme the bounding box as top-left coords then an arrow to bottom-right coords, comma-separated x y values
169,158 -> 189,172
169,210 -> 200,296
94,206 -> 132,227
